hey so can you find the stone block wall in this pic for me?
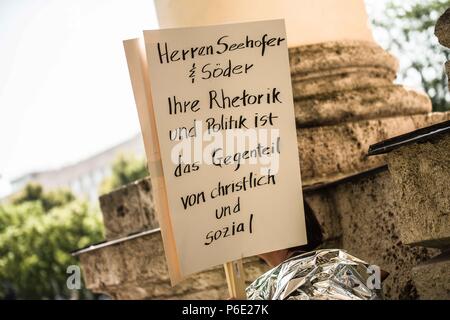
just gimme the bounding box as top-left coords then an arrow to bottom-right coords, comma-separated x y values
305,167 -> 442,299
78,129 -> 450,299
290,41 -> 433,187
78,230 -> 269,299
305,127 -> 450,299
387,137 -> 450,248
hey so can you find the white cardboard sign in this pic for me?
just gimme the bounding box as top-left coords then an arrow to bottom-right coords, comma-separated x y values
142,20 -> 306,279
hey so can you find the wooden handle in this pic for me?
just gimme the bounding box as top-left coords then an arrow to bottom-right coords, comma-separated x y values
224,259 -> 247,300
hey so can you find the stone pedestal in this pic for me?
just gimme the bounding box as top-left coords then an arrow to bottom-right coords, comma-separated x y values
291,41 -> 437,187
364,117 -> 450,300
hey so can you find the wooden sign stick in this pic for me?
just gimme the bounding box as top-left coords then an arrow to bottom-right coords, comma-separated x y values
224,259 -> 247,300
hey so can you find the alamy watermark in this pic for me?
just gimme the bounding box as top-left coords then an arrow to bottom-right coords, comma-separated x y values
66,265 -> 81,290
170,121 -> 281,175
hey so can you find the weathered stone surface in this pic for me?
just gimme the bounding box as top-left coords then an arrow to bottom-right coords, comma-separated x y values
289,41 -> 398,77
292,67 -> 394,99
412,251 -> 450,300
99,178 -> 158,240
387,134 -> 450,248
81,163 -> 447,300
435,8 -> 450,48
304,190 -> 341,241
446,60 -> 450,90
272,163 -> 447,299
327,169 -> 439,299
289,41 -> 398,100
80,37 -> 450,301
295,85 -> 431,127
409,111 -> 450,128
78,230 -> 269,299
298,112 -> 450,186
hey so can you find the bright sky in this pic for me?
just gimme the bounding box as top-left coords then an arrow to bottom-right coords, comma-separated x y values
0,0 -> 392,197
0,0 -> 158,195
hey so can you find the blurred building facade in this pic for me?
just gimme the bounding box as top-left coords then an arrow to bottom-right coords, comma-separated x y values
10,134 -> 144,202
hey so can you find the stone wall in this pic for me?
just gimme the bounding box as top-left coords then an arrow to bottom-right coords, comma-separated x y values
78,129 -> 450,299
387,137 -> 450,248
305,127 -> 450,299
290,41 -> 433,187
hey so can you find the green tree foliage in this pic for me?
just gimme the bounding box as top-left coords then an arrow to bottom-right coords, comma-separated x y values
99,154 -> 148,194
369,0 -> 450,111
12,183 -> 74,211
0,185 -> 104,299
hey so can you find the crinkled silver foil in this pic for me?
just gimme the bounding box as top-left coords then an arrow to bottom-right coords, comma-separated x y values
246,249 -> 383,300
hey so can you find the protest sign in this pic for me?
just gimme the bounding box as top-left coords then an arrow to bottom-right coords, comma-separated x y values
124,20 -> 306,287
